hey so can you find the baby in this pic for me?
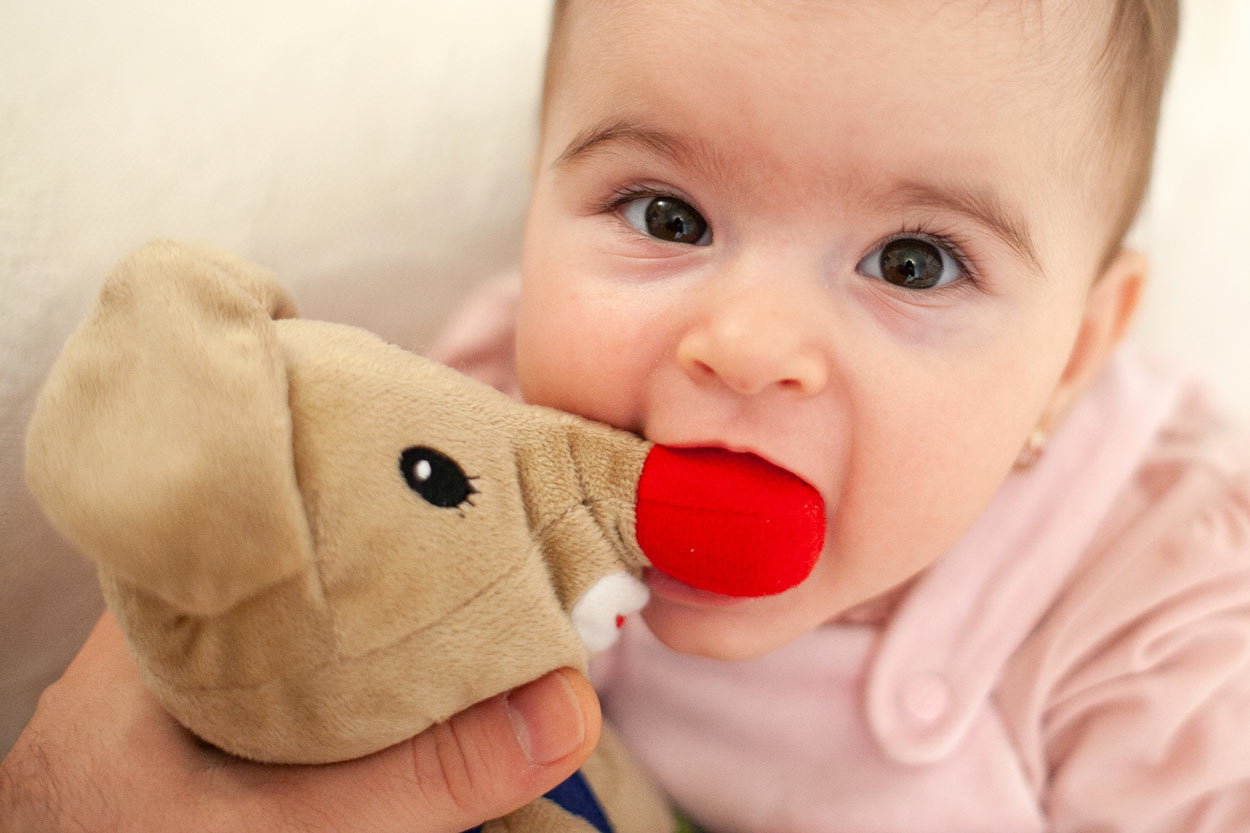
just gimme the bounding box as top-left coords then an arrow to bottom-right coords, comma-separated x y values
518,0 -> 1166,662
434,0 -> 1250,830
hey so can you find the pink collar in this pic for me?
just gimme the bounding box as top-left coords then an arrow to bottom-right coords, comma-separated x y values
867,349 -> 1188,763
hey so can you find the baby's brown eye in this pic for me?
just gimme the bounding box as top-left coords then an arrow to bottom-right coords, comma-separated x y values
622,196 -> 711,245
857,236 -> 963,290
881,239 -> 943,289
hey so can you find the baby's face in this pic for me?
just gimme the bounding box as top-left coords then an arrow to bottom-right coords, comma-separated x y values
518,0 -> 1122,659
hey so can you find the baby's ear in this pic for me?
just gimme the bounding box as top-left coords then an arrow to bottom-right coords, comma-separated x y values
25,240 -> 315,615
1045,248 -> 1146,423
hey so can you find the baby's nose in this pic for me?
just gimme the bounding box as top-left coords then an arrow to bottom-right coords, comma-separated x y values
676,293 -> 828,396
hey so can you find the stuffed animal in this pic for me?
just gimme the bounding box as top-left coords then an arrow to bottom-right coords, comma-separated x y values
24,241 -> 825,832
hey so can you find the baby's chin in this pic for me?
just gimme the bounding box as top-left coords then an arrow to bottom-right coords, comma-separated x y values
639,592 -> 813,662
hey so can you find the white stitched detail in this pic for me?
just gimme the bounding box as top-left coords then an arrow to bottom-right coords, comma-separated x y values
572,572 -> 650,653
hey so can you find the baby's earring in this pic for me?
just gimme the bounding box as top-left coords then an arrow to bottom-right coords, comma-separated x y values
1013,428 -> 1048,470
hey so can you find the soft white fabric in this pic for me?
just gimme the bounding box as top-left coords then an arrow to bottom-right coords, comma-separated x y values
1,0 -> 1247,758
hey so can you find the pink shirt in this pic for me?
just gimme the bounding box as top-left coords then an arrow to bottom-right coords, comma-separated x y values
432,276 -> 1250,833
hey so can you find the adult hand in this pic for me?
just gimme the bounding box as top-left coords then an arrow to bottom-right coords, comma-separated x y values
0,613 -> 600,832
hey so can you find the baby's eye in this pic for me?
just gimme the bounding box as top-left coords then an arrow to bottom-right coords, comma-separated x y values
857,236 -> 963,290
620,195 -> 711,245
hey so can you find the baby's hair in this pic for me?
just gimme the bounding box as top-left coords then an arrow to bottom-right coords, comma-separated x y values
543,0 -> 1179,264
1093,0 -> 1179,263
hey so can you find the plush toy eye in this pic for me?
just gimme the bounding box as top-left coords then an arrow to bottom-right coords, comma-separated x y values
399,446 -> 476,509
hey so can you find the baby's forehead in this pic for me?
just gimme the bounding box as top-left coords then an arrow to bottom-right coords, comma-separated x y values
564,0 -> 1108,45
557,0 -> 1114,127
558,0 -> 1114,94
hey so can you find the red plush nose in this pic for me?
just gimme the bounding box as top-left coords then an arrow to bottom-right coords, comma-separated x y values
635,446 -> 826,597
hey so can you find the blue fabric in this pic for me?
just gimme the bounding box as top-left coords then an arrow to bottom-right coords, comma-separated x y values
460,769 -> 613,833
545,769 -> 613,833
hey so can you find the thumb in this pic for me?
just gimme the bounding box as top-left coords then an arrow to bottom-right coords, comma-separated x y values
264,668 -> 603,833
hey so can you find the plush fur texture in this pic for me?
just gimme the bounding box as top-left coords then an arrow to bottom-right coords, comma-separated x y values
25,241 -> 673,832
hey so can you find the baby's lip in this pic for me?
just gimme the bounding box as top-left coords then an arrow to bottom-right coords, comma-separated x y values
642,567 -> 748,608
634,446 -> 826,597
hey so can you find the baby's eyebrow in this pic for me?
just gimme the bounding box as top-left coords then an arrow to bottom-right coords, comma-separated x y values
556,120 -> 678,165
553,118 -> 729,185
883,180 -> 1041,273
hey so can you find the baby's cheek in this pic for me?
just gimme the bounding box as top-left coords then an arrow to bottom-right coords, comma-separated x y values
515,327 -> 572,408
519,255 -> 685,430
516,315 -> 640,429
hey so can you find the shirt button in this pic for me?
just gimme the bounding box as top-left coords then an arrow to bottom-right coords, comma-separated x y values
901,672 -> 952,724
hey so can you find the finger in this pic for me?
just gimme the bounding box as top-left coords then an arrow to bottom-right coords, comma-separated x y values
39,613 -> 190,755
56,612 -> 142,694
243,668 -> 602,833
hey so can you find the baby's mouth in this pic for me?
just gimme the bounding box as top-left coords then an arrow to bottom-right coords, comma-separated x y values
641,567 -> 749,608
634,446 -> 826,597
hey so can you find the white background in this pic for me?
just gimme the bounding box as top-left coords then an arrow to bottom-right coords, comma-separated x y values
1134,0 -> 1250,419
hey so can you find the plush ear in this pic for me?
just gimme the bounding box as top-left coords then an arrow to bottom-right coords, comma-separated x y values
25,240 -> 315,615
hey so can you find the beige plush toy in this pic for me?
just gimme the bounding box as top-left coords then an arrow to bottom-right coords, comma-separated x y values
25,241 -> 825,832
